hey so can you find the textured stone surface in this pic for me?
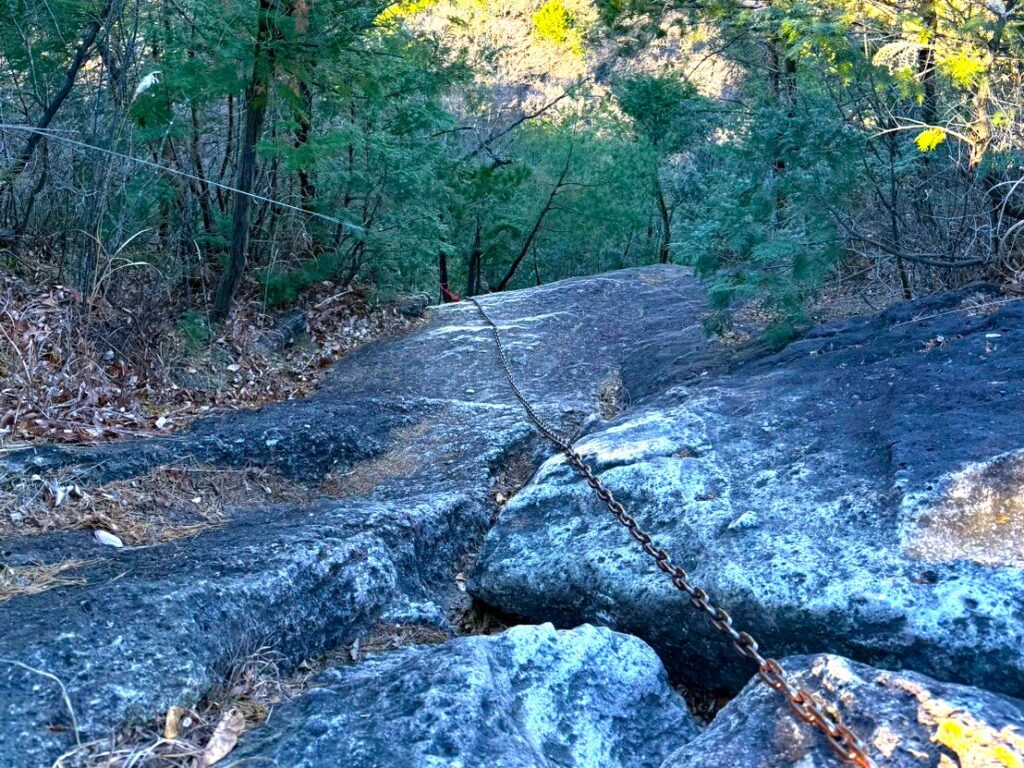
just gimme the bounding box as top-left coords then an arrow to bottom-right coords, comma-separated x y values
471,286 -> 1024,698
0,266 -> 725,765
663,654 -> 1024,768
6,269 -> 1022,768
254,306 -> 309,351
236,624 -> 699,768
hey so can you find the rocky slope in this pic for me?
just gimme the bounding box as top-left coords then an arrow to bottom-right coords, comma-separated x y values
0,266 -> 724,765
471,286 -> 1024,699
234,624 -> 698,768
1,267 -> 1022,768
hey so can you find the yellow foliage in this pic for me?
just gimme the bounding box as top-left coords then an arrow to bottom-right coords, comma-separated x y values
939,49 -> 988,87
995,746 -> 1024,768
532,0 -> 584,56
375,0 -> 439,25
915,127 -> 947,152
934,717 -> 1024,768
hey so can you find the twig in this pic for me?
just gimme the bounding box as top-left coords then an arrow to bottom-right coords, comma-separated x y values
313,290 -> 353,309
0,658 -> 80,746
891,296 -> 1023,327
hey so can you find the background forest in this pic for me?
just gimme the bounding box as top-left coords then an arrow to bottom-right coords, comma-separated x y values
0,0 -> 1023,440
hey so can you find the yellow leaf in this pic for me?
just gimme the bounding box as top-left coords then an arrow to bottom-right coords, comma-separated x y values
993,744 -> 1023,768
939,50 -> 987,87
915,127 -> 946,153
533,0 -> 584,56
374,0 -> 438,25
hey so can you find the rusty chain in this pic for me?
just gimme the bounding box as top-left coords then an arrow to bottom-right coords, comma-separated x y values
468,296 -> 878,768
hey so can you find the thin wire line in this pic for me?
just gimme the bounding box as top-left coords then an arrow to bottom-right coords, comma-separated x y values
0,124 -> 358,233
891,296 -> 1024,326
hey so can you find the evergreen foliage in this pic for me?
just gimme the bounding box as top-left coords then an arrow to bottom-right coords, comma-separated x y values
0,0 -> 1022,331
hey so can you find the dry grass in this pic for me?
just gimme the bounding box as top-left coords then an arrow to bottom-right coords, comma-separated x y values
489,450 -> 537,512
807,275 -> 904,325
0,423 -> 447,546
353,623 -> 451,659
677,683 -> 732,726
320,423 -> 430,497
1,462 -> 312,545
958,290 -> 1015,318
0,559 -> 92,602
455,601 -> 511,637
57,624 -> 453,768
712,267 -> 908,347
56,646 -> 295,768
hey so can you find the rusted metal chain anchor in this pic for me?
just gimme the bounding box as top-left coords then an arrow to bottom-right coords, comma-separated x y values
469,296 -> 878,768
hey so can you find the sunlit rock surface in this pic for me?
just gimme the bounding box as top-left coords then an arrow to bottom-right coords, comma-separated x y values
472,286 -> 1024,698
4,268 -> 1022,767
235,624 -> 698,768
903,448 -> 1024,568
0,266 -> 726,765
662,654 -> 1024,768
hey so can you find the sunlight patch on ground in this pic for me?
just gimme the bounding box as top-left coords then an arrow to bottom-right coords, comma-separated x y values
904,450 -> 1024,567
886,675 -> 1024,768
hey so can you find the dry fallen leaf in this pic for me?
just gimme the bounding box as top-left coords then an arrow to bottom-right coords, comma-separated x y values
163,705 -> 185,740
199,708 -> 245,767
93,529 -> 124,548
52,483 -> 70,508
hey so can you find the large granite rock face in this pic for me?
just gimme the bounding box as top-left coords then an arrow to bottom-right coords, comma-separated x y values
663,654 -> 1024,768
0,267 -> 725,765
5,268 -> 1022,768
471,287 -> 1024,698
235,624 -> 699,768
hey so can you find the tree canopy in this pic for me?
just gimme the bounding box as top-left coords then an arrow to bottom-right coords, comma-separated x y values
0,0 -> 1021,335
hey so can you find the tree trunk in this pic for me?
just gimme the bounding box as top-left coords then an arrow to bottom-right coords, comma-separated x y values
340,240 -> 365,287
655,180 -> 672,264
294,79 -> 316,211
765,32 -> 797,215
439,249 -> 456,303
190,104 -> 214,236
493,147 -> 572,292
465,218 -> 482,297
291,0 -> 315,214
212,0 -> 280,323
16,142 -> 49,239
918,0 -> 938,126
77,212 -> 101,296
216,94 -> 236,212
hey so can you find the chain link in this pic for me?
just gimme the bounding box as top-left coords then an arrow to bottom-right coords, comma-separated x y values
469,296 -> 878,768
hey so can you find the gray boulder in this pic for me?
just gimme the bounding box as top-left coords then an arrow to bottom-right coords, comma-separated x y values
235,623 -> 699,768
471,287 -> 1024,699
394,292 -> 432,318
0,266 -> 726,765
663,654 -> 1024,768
255,307 -> 309,351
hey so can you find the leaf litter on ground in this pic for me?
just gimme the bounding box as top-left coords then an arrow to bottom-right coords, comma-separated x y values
0,273 -> 423,448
